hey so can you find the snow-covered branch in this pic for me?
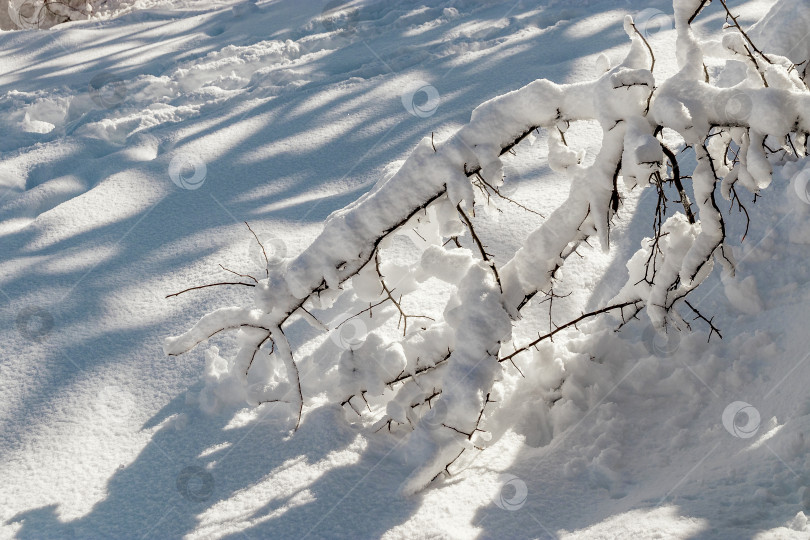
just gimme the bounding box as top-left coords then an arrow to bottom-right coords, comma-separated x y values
165,0 -> 810,494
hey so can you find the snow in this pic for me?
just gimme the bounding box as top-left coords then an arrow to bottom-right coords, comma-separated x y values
2,0 -> 810,538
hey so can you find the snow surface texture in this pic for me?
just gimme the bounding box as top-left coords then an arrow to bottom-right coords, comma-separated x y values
2,0 -> 810,538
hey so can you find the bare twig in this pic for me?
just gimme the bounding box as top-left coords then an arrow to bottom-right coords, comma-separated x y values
246,333 -> 274,376
500,301 -> 643,363
244,221 -> 270,278
729,185 -> 751,242
457,204 -> 503,293
473,172 -> 544,216
660,140 -> 696,224
165,281 -> 255,298
684,300 -> 723,341
374,251 -> 435,335
628,20 -> 655,72
718,0 -> 772,64
688,0 -> 709,24
219,264 -> 259,284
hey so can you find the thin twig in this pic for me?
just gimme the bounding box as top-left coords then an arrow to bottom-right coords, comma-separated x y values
684,300 -> 723,341
245,221 -> 270,278
718,0 -> 772,64
373,251 -> 435,335
474,173 -> 544,217
500,301 -> 642,363
660,140 -> 696,224
457,204 -> 503,293
165,281 -> 256,298
219,264 -> 258,284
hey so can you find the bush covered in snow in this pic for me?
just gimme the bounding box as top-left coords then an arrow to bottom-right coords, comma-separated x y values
165,0 -> 810,494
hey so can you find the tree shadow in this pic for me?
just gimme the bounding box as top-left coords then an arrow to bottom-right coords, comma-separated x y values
7,396 -> 415,538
